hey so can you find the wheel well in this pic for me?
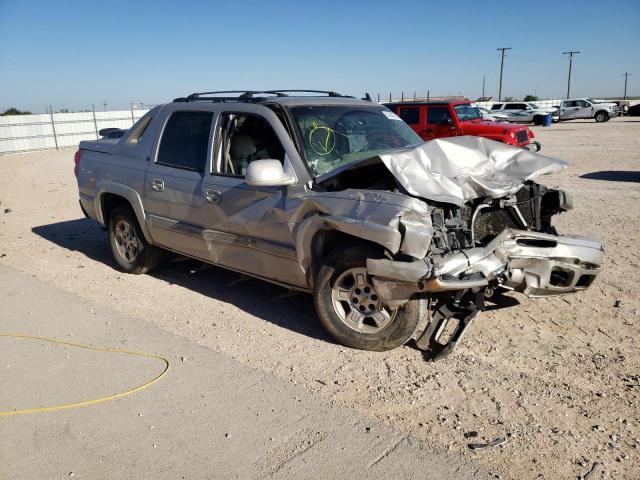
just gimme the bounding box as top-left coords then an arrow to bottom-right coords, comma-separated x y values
595,110 -> 608,117
100,193 -> 131,224
309,229 -> 384,287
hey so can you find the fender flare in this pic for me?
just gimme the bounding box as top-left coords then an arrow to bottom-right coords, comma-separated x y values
94,181 -> 154,244
294,213 -> 402,287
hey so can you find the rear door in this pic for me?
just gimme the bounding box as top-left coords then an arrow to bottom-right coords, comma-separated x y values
143,108 -> 215,260
423,106 -> 456,140
560,100 -> 579,119
397,106 -> 423,136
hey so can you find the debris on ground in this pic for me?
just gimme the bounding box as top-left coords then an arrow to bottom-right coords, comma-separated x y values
3,208 -> 11,213
464,431 -> 479,438
581,461 -> 599,480
468,434 -> 511,450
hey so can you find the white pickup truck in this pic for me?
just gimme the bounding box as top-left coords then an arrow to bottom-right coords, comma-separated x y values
557,98 -> 618,122
490,102 -> 558,124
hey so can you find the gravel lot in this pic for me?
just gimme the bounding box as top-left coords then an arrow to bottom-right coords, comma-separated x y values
1,118 -> 639,479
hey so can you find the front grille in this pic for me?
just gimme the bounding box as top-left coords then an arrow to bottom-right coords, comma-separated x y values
516,130 -> 528,144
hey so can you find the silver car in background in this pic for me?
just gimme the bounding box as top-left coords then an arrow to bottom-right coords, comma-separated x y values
491,102 -> 559,124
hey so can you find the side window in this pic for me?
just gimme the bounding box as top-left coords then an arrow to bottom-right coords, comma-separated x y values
427,106 -> 452,125
217,114 -> 285,177
576,100 -> 588,107
490,104 -> 503,111
398,107 -> 420,125
564,101 -> 576,108
157,111 -> 213,171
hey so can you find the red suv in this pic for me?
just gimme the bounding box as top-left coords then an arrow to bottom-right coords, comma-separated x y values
385,101 -> 541,151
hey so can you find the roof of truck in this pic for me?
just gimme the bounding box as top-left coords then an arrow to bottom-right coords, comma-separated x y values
171,90 -> 378,108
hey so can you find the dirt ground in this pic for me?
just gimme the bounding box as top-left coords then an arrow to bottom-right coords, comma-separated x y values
1,118 -> 639,479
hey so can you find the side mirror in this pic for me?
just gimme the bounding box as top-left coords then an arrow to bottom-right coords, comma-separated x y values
441,117 -> 454,127
246,159 -> 296,187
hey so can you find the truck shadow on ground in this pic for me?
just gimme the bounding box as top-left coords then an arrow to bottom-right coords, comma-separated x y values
32,218 -> 334,345
580,171 -> 640,183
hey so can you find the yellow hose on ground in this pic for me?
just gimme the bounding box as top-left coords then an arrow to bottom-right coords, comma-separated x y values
0,333 -> 170,417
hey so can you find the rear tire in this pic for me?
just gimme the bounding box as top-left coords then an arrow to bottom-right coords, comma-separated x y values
313,245 -> 422,351
532,115 -> 544,126
595,111 -> 608,123
109,205 -> 162,274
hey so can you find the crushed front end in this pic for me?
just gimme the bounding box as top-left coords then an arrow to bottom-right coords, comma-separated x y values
366,181 -> 604,359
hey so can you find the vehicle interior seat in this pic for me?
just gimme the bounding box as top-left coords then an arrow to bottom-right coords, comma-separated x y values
228,134 -> 257,175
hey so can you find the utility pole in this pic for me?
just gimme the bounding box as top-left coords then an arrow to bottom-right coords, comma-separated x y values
562,51 -> 580,99
482,75 -> 486,98
496,47 -> 511,101
622,72 -> 631,99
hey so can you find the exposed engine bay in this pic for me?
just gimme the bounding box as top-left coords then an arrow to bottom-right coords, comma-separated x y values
314,137 -> 603,359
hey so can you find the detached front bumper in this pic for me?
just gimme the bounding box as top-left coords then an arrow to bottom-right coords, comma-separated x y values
367,229 -> 603,305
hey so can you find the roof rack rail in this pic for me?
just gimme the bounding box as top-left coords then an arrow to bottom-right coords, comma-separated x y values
173,90 -> 351,103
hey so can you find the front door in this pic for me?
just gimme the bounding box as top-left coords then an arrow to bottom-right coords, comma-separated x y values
423,106 -> 456,140
200,111 -> 305,287
575,99 -> 592,118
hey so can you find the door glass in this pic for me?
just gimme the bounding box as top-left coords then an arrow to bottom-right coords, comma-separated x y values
426,107 -> 452,125
398,107 -> 420,125
217,114 -> 285,177
157,111 -> 213,171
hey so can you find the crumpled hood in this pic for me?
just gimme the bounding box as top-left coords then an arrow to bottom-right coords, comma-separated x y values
377,136 -> 567,206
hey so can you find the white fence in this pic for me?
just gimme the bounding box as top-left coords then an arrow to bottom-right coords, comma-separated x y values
2,98 -> 637,155
0,109 -> 150,154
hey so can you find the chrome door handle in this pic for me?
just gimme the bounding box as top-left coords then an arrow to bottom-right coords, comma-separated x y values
204,189 -> 221,203
151,179 -> 164,192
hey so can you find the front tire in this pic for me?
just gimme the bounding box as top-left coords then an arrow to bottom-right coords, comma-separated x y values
595,111 -> 608,123
109,205 -> 162,274
313,245 -> 422,351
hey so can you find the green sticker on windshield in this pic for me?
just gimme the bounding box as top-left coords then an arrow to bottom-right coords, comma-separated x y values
308,121 -> 336,156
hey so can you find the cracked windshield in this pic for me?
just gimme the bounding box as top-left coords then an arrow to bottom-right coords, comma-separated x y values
290,105 -> 422,176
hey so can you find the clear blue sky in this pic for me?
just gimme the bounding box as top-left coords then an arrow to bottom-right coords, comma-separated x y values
1,0 -> 638,112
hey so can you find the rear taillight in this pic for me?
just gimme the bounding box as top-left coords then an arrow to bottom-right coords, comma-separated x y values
74,149 -> 82,177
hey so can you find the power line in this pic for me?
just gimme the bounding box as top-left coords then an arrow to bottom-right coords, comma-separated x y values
497,47 -> 511,101
562,51 -> 580,99
622,72 -> 631,100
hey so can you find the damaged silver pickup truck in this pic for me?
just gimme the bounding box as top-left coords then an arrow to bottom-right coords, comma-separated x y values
75,90 -> 603,358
